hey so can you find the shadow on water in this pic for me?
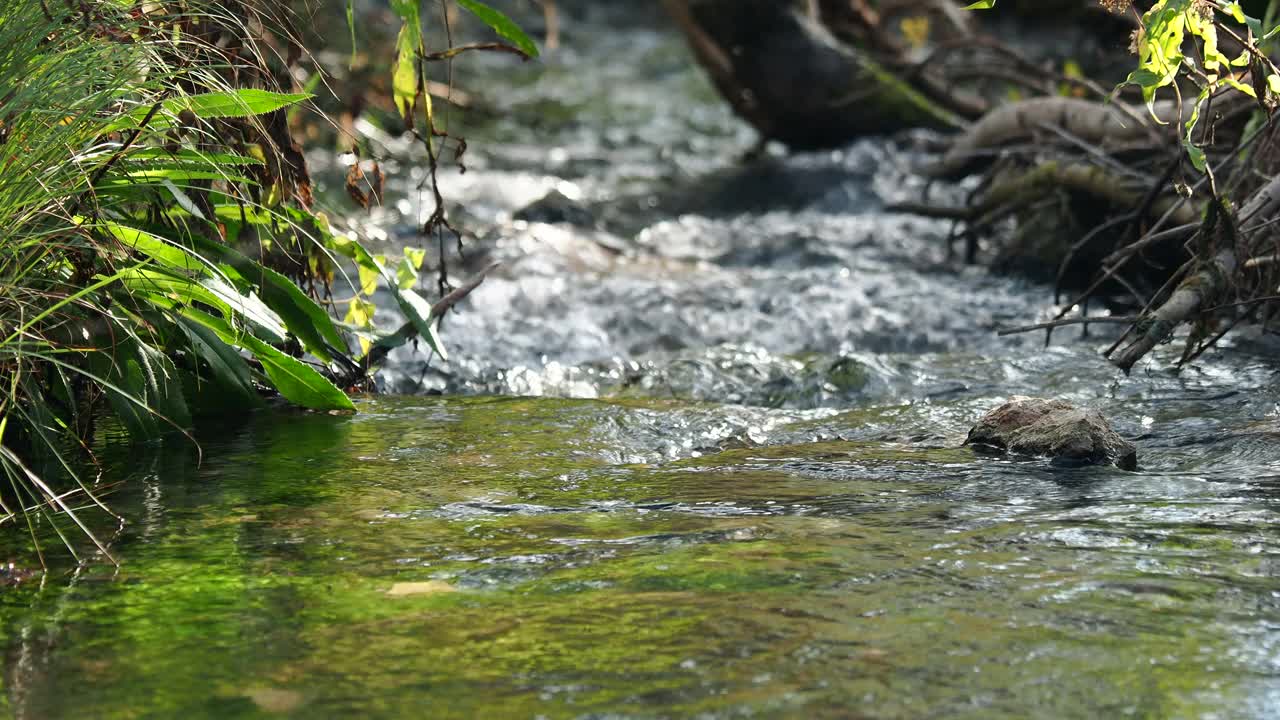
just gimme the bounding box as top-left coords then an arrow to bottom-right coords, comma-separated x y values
3,2 -> 1280,718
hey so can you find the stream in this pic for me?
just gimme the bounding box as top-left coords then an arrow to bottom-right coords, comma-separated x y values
2,4 -> 1280,718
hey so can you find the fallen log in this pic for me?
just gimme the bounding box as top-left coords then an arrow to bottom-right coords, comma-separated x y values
663,0 -> 964,149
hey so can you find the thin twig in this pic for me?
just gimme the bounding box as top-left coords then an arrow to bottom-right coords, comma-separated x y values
998,315 -> 1139,336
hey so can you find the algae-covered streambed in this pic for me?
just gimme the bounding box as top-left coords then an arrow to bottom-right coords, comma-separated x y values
2,385 -> 1280,718
2,3 -> 1280,718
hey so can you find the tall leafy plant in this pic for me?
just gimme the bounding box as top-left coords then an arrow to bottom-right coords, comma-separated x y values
0,0 -> 442,560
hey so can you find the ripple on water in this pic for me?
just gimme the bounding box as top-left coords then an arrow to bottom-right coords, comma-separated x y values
3,386 -> 1279,718
6,1 -> 1280,716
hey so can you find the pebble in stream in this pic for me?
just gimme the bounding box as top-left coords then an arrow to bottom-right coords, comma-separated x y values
966,396 -> 1139,469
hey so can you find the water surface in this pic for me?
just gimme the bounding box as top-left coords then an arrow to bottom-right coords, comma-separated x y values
2,4 -> 1279,718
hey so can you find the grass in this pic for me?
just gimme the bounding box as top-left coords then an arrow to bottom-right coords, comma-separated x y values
0,0 -> 368,562
0,0 -> 534,562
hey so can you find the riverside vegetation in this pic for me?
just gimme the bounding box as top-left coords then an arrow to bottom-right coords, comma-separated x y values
6,0 -> 1280,551
0,0 -> 534,559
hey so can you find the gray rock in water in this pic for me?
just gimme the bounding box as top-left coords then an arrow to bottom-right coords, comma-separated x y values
514,189 -> 595,228
965,397 -> 1137,470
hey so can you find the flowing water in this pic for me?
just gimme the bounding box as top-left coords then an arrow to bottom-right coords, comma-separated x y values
3,4 -> 1280,718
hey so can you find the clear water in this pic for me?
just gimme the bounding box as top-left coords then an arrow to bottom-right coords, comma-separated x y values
2,4 -> 1279,718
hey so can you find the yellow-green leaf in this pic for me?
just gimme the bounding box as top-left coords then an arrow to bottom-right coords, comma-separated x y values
455,0 -> 539,58
396,256 -> 419,290
393,23 -> 420,125
405,247 -> 427,270
358,262 -> 380,296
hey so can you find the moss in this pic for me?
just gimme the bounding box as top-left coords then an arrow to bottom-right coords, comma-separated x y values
847,52 -> 965,132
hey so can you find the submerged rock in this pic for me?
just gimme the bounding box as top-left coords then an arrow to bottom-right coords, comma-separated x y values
514,189 -> 595,227
965,397 -> 1137,469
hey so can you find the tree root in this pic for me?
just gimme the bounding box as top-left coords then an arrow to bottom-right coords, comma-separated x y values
1109,175 -> 1280,371
925,160 -> 1198,230
1109,248 -> 1238,372
923,97 -> 1168,179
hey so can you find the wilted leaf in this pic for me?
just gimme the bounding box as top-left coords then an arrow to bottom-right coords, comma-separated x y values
344,160 -> 384,210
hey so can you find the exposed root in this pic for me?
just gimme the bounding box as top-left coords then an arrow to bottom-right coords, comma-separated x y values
924,97 -> 1168,179
1110,175 -> 1280,371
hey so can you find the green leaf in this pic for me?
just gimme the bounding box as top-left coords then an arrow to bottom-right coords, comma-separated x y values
344,296 -> 377,355
1184,141 -> 1207,171
163,178 -> 207,221
137,342 -> 193,432
180,307 -> 354,412
392,24 -> 417,120
240,264 -> 346,363
175,89 -> 314,119
177,315 -> 262,409
86,337 -> 191,439
964,0 -> 996,7
87,346 -> 159,439
405,247 -> 427,270
211,204 -> 275,226
346,0 -> 358,68
1188,11 -> 1221,75
117,268 -> 287,344
396,256 -> 419,290
1125,69 -> 1163,87
358,262 -> 381,296
97,221 -> 207,274
180,233 -> 348,363
397,287 -> 447,361
247,336 -> 354,412
1244,13 -> 1263,38
109,90 -> 313,131
1223,76 -> 1258,98
383,0 -> 436,134
455,0 -> 540,57
328,233 -> 448,360
112,169 -> 253,183
126,148 -> 265,166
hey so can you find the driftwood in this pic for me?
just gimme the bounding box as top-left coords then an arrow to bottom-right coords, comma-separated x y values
1111,176 -> 1280,371
925,97 -> 1167,179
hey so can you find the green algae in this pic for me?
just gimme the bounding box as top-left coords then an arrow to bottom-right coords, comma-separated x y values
0,397 -> 1271,719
